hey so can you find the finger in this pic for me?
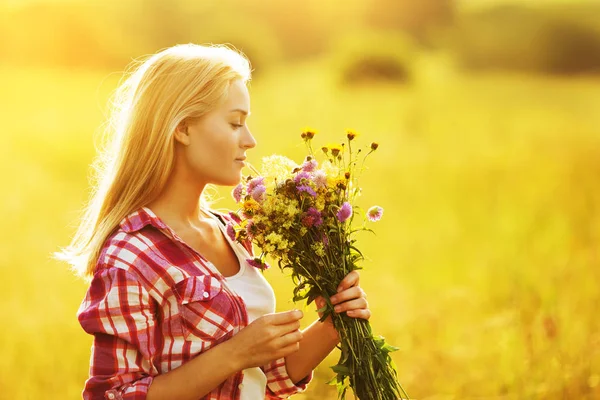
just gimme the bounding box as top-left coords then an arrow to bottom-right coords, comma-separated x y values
265,309 -> 303,325
337,270 -> 360,293
333,297 -> 368,314
330,286 -> 365,305
277,329 -> 303,347
273,320 -> 302,337
346,308 -> 371,320
276,341 -> 301,358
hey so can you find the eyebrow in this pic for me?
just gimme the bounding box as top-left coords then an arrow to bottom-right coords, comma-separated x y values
230,109 -> 251,116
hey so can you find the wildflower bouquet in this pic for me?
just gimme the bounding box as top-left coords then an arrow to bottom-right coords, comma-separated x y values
228,129 -> 409,400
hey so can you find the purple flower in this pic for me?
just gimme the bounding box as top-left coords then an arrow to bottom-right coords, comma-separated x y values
248,176 -> 265,193
294,171 -> 311,184
306,207 -> 323,227
245,219 -> 255,239
228,211 -> 242,224
297,185 -> 317,197
251,184 -> 266,202
366,206 -> 384,222
226,223 -> 236,241
232,183 -> 243,203
302,158 -> 318,172
336,202 -> 353,222
246,257 -> 270,270
301,207 -> 324,228
321,233 -> 329,247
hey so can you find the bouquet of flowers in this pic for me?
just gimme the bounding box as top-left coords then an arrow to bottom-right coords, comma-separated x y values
228,129 -> 409,400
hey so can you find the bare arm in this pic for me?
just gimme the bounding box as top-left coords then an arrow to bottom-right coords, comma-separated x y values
284,318 -> 340,383
147,310 -> 303,400
146,338 -> 241,400
284,270 -> 371,384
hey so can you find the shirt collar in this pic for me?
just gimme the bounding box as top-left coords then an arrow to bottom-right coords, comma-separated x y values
119,207 -> 169,233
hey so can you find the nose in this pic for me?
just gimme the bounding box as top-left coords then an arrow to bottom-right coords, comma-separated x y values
241,125 -> 257,149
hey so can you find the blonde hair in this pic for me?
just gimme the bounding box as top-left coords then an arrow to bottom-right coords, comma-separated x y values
57,43 -> 252,278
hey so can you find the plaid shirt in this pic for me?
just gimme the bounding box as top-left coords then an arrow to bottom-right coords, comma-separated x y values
77,207 -> 312,400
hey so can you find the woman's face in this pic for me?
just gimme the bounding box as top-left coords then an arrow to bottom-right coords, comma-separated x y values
178,78 -> 256,187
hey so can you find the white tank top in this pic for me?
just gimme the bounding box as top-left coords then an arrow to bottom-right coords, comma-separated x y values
207,211 -> 276,399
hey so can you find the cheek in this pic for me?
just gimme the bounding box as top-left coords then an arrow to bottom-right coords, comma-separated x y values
184,135 -> 237,181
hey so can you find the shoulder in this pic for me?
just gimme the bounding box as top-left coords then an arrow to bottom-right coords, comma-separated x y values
94,226 -> 187,297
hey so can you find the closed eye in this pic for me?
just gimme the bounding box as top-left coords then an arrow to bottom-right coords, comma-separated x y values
230,123 -> 243,129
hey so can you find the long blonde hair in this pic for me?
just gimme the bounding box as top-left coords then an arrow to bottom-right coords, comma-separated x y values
57,43 -> 252,278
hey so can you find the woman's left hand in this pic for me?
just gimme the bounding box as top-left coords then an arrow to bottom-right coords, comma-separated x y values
315,270 -> 371,322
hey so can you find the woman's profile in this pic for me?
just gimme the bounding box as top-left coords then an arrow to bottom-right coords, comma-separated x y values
57,43 -> 371,400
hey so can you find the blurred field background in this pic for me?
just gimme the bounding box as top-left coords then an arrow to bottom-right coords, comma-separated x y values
1,0 -> 600,398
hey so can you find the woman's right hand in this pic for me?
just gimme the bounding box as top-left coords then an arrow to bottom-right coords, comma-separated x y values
228,309 -> 304,370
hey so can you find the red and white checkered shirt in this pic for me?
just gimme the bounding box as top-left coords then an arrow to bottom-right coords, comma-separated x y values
77,207 -> 313,400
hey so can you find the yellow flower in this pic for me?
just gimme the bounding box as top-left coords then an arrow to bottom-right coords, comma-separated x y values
311,242 -> 325,257
242,198 -> 261,216
327,143 -> 343,157
301,127 -> 317,140
346,128 -> 359,141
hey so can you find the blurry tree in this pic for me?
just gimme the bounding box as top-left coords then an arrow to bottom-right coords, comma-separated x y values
453,4 -> 600,75
331,30 -> 417,85
365,0 -> 456,45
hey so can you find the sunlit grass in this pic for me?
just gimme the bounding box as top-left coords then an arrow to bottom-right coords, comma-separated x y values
1,59 -> 599,399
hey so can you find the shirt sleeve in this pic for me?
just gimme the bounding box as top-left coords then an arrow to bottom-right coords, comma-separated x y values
262,357 -> 313,399
77,266 -> 161,400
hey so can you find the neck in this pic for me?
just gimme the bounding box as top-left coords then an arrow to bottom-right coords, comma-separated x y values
147,164 -> 208,226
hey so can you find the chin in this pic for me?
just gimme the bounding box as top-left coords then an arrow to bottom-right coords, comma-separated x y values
215,173 -> 243,187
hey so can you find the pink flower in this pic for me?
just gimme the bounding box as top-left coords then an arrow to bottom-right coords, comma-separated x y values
294,171 -> 311,184
228,211 -> 242,224
312,170 -> 327,188
336,202 -> 353,222
302,158 -> 318,172
232,183 -> 243,203
366,206 -> 384,222
251,185 -> 266,202
306,207 -> 323,227
245,220 -> 255,239
226,223 -> 236,241
246,258 -> 270,270
297,185 -> 317,197
247,177 -> 265,193
301,207 -> 323,228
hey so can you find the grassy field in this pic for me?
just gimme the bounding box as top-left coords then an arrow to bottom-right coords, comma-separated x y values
1,58 -> 599,399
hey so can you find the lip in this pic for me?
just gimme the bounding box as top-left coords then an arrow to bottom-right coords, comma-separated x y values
235,157 -> 247,162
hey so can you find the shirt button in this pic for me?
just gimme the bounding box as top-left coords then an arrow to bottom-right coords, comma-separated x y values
107,393 -> 115,399
203,292 -> 210,299
238,383 -> 244,389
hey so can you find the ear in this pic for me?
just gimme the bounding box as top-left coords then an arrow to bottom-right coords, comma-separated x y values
173,121 -> 191,146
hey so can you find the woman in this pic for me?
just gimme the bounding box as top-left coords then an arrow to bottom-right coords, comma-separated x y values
59,43 -> 370,400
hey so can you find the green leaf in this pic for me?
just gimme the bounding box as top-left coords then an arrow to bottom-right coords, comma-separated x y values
318,309 -> 332,322
382,343 -> 400,353
331,364 -> 351,376
316,305 -> 328,314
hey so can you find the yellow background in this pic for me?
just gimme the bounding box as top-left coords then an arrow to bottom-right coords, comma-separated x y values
1,0 -> 599,398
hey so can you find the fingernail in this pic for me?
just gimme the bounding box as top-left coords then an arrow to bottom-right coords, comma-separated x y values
337,286 -> 343,293
334,306 -> 341,312
330,296 -> 337,303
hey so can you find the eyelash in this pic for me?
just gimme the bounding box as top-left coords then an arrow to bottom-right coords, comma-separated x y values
231,123 -> 243,129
